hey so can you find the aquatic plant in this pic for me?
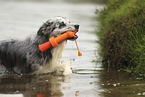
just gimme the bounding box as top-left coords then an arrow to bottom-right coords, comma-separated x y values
96,0 -> 145,75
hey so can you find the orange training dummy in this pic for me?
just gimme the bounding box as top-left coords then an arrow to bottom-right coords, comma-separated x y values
38,31 -> 82,56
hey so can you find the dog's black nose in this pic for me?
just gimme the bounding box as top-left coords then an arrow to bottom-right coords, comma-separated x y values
74,25 -> 79,29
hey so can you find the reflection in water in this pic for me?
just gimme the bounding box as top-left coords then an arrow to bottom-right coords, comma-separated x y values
0,74 -> 65,97
100,70 -> 145,97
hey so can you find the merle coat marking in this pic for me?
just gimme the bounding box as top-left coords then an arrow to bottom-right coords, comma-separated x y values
0,17 -> 79,74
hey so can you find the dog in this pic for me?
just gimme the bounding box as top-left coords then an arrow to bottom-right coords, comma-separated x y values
0,17 -> 79,75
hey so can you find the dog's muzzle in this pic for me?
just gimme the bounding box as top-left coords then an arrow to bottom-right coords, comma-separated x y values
68,24 -> 79,40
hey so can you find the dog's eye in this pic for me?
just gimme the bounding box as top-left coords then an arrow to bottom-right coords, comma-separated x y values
59,22 -> 66,28
56,23 -> 59,27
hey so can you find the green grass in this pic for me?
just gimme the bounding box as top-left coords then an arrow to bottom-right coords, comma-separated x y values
96,0 -> 145,75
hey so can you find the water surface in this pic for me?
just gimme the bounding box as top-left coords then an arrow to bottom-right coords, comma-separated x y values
0,0 -> 105,97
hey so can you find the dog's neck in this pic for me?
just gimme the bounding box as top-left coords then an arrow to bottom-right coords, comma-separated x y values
50,40 -> 67,69
33,37 -> 67,74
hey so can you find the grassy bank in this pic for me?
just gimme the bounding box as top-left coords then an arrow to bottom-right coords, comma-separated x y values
96,0 -> 145,75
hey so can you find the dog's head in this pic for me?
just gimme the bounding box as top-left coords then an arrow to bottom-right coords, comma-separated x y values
37,17 -> 79,39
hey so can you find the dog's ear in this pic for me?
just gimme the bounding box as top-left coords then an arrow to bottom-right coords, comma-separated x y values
37,23 -> 47,35
37,26 -> 43,35
37,23 -> 51,35
37,27 -> 44,35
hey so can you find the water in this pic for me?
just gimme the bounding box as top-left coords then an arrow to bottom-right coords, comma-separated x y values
1,0 -> 145,97
0,0 -> 105,97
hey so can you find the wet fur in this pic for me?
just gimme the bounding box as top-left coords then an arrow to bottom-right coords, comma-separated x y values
0,17 -> 79,74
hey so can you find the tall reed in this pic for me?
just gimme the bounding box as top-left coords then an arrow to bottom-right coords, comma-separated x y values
96,0 -> 145,75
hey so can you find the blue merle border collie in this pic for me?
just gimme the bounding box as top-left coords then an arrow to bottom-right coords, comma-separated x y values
0,17 -> 79,75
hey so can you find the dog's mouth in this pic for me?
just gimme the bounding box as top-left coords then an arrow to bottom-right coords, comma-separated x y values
68,33 -> 78,40
52,24 -> 79,40
61,31 -> 78,40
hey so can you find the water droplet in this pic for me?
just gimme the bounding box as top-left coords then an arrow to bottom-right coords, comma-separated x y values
113,84 -> 117,87
137,93 -> 142,95
107,83 -> 111,85
45,80 -> 48,82
15,90 -> 19,93
142,92 -> 145,95
117,83 -> 120,85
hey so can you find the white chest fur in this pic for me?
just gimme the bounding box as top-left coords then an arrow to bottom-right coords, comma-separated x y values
34,40 -> 72,75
